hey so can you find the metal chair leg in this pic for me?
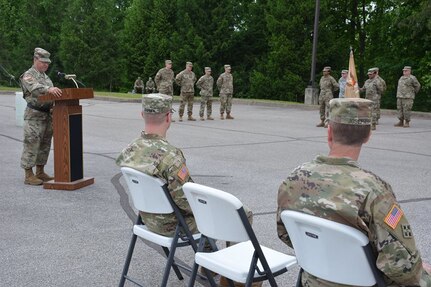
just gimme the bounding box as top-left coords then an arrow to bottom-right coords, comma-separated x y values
118,233 -> 138,287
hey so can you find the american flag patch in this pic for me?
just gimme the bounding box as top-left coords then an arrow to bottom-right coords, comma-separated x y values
177,164 -> 189,182
384,204 -> 404,229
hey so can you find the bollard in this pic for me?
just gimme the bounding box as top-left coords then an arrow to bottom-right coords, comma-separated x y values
15,91 -> 26,127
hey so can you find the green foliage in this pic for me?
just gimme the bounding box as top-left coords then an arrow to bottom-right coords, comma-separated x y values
0,0 -> 429,111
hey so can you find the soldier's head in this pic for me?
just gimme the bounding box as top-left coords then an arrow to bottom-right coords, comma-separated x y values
137,76 -> 141,80
322,66 -> 331,75
403,66 -> 411,76
33,47 -> 51,73
204,67 -> 211,75
341,70 -> 348,78
165,60 -> 172,69
141,93 -> 175,131
186,62 -> 193,71
224,64 -> 231,73
367,69 -> 377,79
328,98 -> 372,147
149,77 -> 152,80
370,67 -> 379,75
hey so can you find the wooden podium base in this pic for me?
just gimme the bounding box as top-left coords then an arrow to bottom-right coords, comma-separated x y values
43,177 -> 94,191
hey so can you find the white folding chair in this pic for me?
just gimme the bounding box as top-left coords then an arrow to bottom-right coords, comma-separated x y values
118,167 -> 204,287
280,210 -> 386,287
183,182 -> 297,287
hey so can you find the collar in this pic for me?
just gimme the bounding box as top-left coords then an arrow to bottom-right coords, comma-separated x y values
314,155 -> 359,168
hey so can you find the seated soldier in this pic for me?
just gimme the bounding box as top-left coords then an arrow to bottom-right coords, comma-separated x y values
277,98 -> 431,286
145,77 -> 156,94
133,76 -> 144,94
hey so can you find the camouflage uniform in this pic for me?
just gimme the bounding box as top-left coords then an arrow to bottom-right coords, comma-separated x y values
155,61 -> 174,96
145,77 -> 156,94
196,68 -> 214,118
375,73 -> 386,121
338,72 -> 347,98
133,77 -> 144,94
362,74 -> 383,127
277,98 -> 431,287
176,62 -> 197,117
318,67 -> 339,123
116,132 -> 197,236
217,65 -> 234,116
20,65 -> 54,169
396,69 -> 421,122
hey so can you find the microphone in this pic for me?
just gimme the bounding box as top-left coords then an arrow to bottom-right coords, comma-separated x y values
64,74 -> 77,80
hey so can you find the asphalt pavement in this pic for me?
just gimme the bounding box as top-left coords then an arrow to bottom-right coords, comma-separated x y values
1,92 -> 430,287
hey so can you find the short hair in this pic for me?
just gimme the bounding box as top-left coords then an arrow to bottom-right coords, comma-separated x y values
143,113 -> 167,124
330,122 -> 370,146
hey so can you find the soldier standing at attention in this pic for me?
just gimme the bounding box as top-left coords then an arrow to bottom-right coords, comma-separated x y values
196,67 -> 214,121
217,64 -> 234,120
155,60 -> 174,97
145,77 -> 156,94
395,66 -> 421,128
277,98 -> 431,286
338,69 -> 348,98
176,61 -> 197,121
133,76 -> 144,94
20,47 -> 62,185
316,66 -> 339,128
370,67 -> 386,125
360,68 -> 382,130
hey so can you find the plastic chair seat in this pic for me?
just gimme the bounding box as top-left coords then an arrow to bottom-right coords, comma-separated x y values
133,224 -> 201,248
195,240 -> 297,283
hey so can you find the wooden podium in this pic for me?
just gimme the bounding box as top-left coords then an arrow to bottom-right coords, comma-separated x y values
39,88 -> 94,190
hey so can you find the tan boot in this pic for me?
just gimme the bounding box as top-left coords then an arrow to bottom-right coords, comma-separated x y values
36,165 -> 54,182
404,120 -> 410,128
371,124 -> 376,130
219,276 -> 263,287
316,120 -> 325,127
179,116 -> 183,122
394,119 -> 403,127
188,115 -> 196,121
24,168 -> 43,185
200,116 -> 205,121
226,113 -> 234,120
207,116 -> 214,120
220,114 -> 225,120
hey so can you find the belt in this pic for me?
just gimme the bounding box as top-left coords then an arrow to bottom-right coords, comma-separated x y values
27,103 -> 50,113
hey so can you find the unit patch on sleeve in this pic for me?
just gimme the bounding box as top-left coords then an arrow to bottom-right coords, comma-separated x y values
384,204 -> 404,230
177,164 -> 189,182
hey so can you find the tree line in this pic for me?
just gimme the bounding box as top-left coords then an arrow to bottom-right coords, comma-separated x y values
0,0 -> 429,111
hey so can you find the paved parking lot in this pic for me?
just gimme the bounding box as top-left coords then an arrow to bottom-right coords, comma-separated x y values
1,92 -> 430,286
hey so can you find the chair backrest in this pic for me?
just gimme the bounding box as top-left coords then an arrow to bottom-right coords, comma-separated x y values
121,167 -> 173,214
182,182 -> 249,243
281,210 -> 378,286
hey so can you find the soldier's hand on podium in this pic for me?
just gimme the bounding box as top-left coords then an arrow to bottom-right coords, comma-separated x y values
48,87 -> 63,98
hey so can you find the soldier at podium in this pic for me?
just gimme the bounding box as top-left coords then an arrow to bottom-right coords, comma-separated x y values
20,47 -> 62,185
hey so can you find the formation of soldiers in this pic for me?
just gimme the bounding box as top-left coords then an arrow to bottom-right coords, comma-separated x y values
317,66 -> 421,130
135,60 -> 235,122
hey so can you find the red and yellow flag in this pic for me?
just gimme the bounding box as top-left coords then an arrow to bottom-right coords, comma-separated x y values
345,49 -> 359,98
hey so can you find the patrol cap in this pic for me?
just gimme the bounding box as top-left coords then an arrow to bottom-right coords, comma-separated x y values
403,66 -> 412,70
205,67 -> 211,72
367,68 -> 376,75
341,69 -> 348,74
142,93 -> 174,114
323,66 -> 331,72
165,60 -> 172,65
34,47 -> 51,63
186,61 -> 193,67
370,67 -> 379,72
329,98 -> 372,125
224,64 -> 231,69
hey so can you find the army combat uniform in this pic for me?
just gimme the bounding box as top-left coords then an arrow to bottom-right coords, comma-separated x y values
196,67 -> 214,120
396,67 -> 421,127
145,77 -> 156,94
176,62 -> 197,120
155,61 -> 174,96
362,72 -> 383,129
277,98 -> 431,286
217,65 -> 234,119
317,67 -> 339,127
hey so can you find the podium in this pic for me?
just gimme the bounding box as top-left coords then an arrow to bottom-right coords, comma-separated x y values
39,88 -> 94,190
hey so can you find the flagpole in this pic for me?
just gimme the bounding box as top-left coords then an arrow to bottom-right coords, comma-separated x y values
310,0 -> 320,88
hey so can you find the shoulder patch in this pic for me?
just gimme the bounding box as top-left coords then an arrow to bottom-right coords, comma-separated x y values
23,75 -> 34,81
177,164 -> 189,182
384,204 -> 404,229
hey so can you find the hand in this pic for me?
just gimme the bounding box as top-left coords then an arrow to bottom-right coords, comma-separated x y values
423,262 -> 431,274
48,87 -> 62,98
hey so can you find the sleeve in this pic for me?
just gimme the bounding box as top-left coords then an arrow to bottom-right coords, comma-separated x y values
154,71 -> 161,88
369,192 -> 429,285
196,76 -> 203,89
20,72 -> 49,98
276,180 -> 294,248
161,150 -> 194,215
216,75 -> 223,90
332,77 -> 339,91
175,72 -> 182,86
412,77 -> 421,94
